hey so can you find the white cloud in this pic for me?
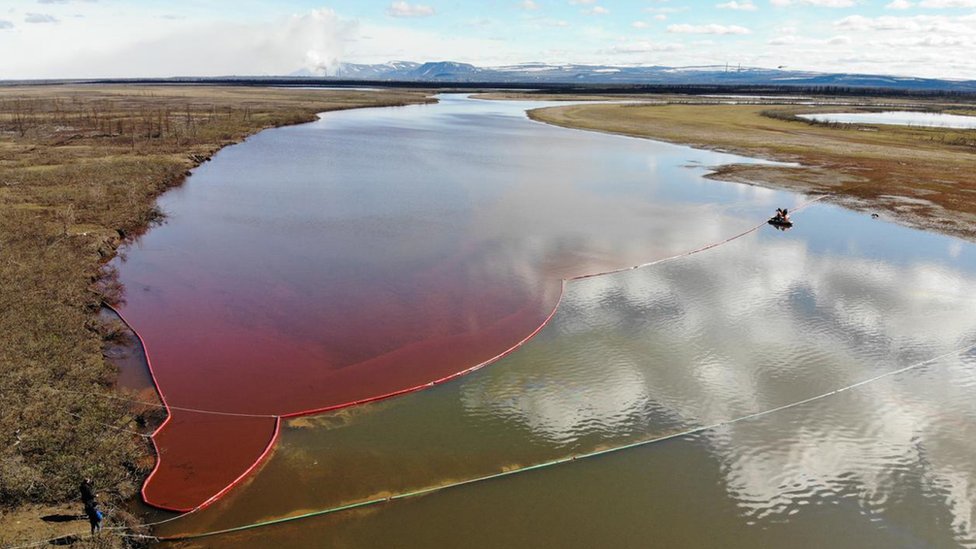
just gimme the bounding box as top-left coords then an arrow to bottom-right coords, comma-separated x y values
717,1 -> 759,10
4,0 -> 976,80
768,35 -> 796,44
885,0 -> 914,8
386,1 -> 435,18
632,21 -> 649,29
351,20 -> 530,65
668,23 -> 751,34
25,12 -> 58,23
31,8 -> 356,78
520,0 -> 540,10
834,13 -> 971,32
771,0 -> 856,6
0,20 -> 13,29
644,6 -> 684,13
524,16 -> 571,28
919,0 -> 976,6
881,34 -> 971,47
603,40 -> 683,54
835,14 -> 905,30
583,6 -> 609,15
569,0 -> 597,4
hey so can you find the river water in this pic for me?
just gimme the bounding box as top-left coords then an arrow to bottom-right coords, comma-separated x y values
113,95 -> 976,546
798,111 -> 976,129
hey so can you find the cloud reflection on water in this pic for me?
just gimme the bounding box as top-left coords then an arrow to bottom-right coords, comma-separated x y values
138,96 -> 976,544
463,223 -> 976,539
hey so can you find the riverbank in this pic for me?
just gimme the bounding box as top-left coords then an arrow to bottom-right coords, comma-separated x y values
0,85 -> 433,547
521,98 -> 976,241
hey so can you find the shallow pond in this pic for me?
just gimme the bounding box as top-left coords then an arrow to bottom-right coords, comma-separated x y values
114,95 -> 976,546
798,111 -> 976,129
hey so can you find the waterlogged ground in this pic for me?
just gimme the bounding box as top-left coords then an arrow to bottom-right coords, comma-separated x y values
115,95 -> 976,546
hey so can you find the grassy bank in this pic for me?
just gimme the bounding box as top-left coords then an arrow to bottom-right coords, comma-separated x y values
525,100 -> 976,240
0,85 -> 432,546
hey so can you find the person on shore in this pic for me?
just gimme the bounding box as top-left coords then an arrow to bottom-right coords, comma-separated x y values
79,478 -> 96,507
84,500 -> 103,536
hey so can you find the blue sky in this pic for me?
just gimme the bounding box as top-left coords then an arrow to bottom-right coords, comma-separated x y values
2,0 -> 975,79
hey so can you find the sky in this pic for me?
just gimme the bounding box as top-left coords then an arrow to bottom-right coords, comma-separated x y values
1,0 -> 975,80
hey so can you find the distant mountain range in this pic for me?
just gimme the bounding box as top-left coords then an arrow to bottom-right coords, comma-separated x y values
288,61 -> 976,92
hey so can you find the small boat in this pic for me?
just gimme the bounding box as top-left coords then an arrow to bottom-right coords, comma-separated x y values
768,216 -> 793,228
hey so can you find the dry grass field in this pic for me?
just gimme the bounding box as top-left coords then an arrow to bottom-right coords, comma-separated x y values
526,99 -> 976,240
0,85 -> 432,547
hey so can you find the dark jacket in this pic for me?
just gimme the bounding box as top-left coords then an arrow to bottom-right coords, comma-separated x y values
80,480 -> 95,504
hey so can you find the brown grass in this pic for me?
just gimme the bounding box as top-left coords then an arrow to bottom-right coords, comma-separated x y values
527,100 -> 976,241
0,84 -> 432,546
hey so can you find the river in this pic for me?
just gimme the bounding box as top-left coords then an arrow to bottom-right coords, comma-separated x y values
113,95 -> 976,547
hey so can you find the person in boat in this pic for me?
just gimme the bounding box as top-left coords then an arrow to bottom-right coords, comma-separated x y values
773,208 -> 790,222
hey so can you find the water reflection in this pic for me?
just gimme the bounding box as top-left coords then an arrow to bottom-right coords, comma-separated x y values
115,94 -> 785,509
798,111 -> 976,129
160,202 -> 976,547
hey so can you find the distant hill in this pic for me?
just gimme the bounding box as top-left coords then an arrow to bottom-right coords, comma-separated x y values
288,61 -> 976,92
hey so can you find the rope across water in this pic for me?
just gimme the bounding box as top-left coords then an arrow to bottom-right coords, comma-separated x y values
156,340 -> 976,541
24,341 -> 969,548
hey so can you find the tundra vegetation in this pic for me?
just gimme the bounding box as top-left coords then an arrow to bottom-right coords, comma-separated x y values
0,85 -> 432,546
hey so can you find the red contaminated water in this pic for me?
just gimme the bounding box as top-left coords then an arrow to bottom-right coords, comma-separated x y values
124,259 -> 561,510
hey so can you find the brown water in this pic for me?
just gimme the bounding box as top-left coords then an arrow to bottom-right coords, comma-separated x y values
116,95 -> 976,546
